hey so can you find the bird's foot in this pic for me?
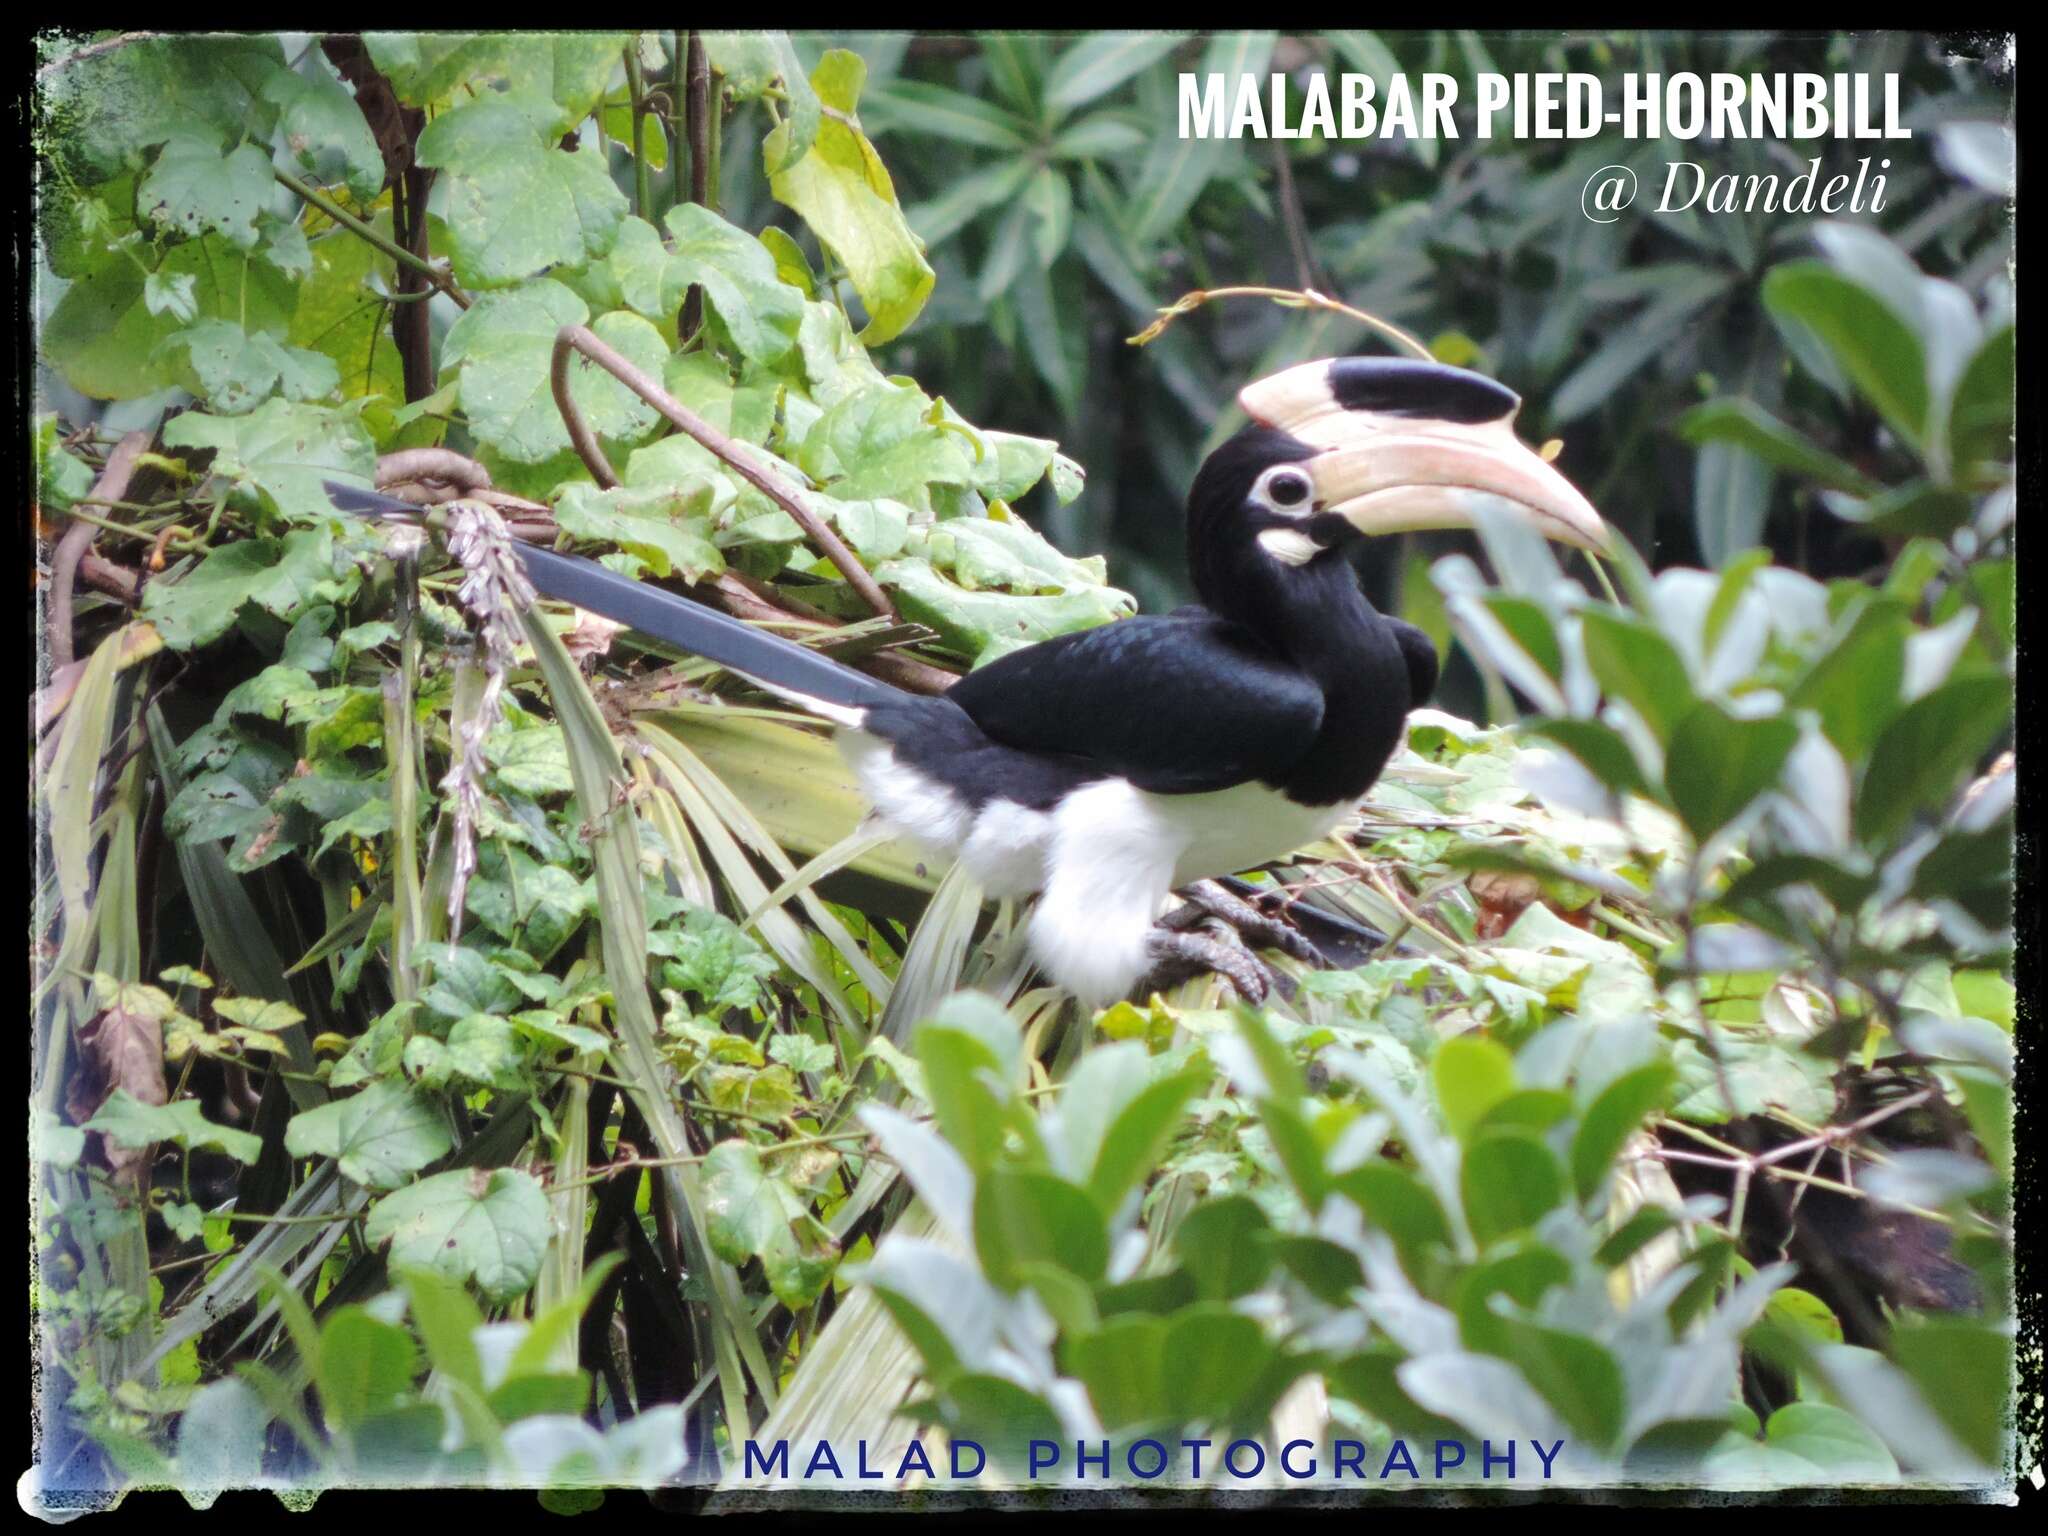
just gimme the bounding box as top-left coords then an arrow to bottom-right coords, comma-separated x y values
1139,922 -> 1292,1005
1161,879 -> 1320,965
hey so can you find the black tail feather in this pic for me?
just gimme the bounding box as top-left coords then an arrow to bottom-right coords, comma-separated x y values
323,481 -> 902,716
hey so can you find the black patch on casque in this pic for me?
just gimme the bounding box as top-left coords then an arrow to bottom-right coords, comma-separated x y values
1325,357 -> 1519,424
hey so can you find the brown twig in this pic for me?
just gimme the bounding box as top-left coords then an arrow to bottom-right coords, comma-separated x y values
50,432 -> 151,671
550,324 -> 898,620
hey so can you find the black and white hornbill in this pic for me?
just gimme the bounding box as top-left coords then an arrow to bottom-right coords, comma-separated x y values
328,356 -> 1609,1007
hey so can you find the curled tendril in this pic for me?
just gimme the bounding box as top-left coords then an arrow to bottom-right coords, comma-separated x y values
1126,285 -> 1433,360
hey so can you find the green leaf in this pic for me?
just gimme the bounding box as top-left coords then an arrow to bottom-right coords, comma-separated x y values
1498,1317 -> 1625,1448
701,1141 -> 838,1310
972,1168 -> 1108,1291
765,51 -> 933,345
164,320 -> 340,414
261,61 -> 386,203
1763,1402 -> 1897,1480
315,1306 -> 420,1430
663,204 -> 807,365
1043,33 -> 1186,114
139,137 -> 274,250
1762,263 -> 1930,448
1854,675 -> 2011,845
552,483 -> 725,583
415,92 -> 626,289
1084,1066 -> 1206,1217
38,34 -> 285,177
1159,1304 -> 1274,1426
1172,1193 -> 1273,1301
1525,718 -> 1652,800
1334,1163 -> 1451,1260
144,530 -> 357,652
442,279 -> 652,464
1787,597 -> 1908,760
1126,33 -> 1275,242
1679,398 -> 1879,496
43,236 -> 300,402
1664,701 -> 1798,842
176,1379 -> 271,1494
1050,113 -> 1148,161
1432,1035 -> 1517,1142
162,401 -> 376,522
398,1265 -> 485,1392
1062,1315 -> 1166,1430
284,1078 -> 454,1190
365,1167 -> 554,1304
867,80 -> 1032,149
1571,1060 -> 1675,1204
1461,1131 -> 1566,1246
1947,322 -> 2015,474
1579,609 -> 1696,743
84,1089 -> 263,1164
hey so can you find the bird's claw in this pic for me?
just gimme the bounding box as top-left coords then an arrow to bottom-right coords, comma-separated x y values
1140,924 -> 1284,1005
1162,879 -> 1321,965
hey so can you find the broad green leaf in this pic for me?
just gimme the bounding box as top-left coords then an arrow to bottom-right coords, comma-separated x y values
664,204 -> 806,364
143,528 -> 360,651
1663,700 -> 1798,842
284,1079 -> 454,1190
1763,1402 -> 1897,1480
1432,1035 -> 1517,1142
85,1089 -> 263,1165
38,33 -> 285,176
162,400 -> 376,522
766,51 -> 933,344
1461,1131 -> 1566,1245
42,236 -> 299,401
972,1168 -> 1108,1290
1159,1304 -> 1274,1426
365,1167 -> 554,1303
1854,675 -> 2010,845
1499,1317 -> 1625,1448
1570,1060 -> 1675,1203
164,320 -> 340,414
261,61 -> 385,202
316,1306 -> 420,1430
1579,608 -> 1696,743
1762,263 -> 1930,448
701,1141 -> 838,1309
1061,1315 -> 1165,1430
442,279 -> 639,463
415,92 -> 627,288
139,137 -> 274,250
1172,1193 -> 1273,1301
1679,397 -> 1878,495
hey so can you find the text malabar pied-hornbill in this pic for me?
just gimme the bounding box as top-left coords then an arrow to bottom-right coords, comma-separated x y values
328,356 -> 1610,1007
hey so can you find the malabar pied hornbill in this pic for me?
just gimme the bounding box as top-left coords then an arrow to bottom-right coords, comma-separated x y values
328,356 -> 1610,1006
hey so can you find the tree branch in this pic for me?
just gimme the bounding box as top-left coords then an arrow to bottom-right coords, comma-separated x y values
550,324 -> 898,620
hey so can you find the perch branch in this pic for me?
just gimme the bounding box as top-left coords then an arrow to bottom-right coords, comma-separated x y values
550,324 -> 898,620
50,432 -> 151,670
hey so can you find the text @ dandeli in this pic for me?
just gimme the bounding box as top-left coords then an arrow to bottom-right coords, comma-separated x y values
1581,157 -> 1892,224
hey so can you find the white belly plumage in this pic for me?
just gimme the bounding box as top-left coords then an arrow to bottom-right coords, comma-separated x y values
838,731 -> 1352,1006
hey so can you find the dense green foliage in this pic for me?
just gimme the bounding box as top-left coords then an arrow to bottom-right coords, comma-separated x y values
31,30 -> 2013,1505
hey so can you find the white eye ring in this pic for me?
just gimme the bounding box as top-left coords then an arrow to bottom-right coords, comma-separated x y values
1254,466 -> 1315,517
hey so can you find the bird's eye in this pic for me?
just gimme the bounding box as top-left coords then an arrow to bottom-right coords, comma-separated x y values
1260,468 -> 1313,512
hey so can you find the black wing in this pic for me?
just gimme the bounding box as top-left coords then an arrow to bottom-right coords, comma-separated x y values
945,614 -> 1324,794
